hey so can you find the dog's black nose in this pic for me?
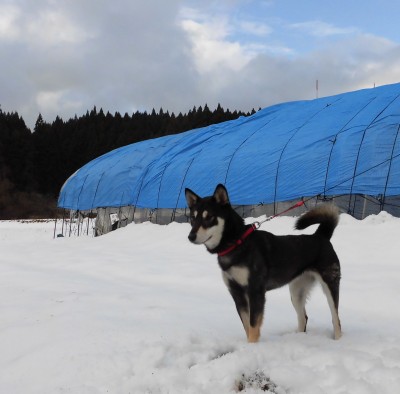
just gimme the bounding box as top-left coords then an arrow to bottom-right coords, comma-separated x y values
188,232 -> 196,242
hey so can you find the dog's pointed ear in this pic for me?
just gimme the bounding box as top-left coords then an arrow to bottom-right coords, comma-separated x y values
213,184 -> 230,205
185,188 -> 199,209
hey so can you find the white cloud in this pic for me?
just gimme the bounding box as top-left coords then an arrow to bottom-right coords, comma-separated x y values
242,33 -> 400,104
290,20 -> 358,38
239,20 -> 272,37
36,90 -> 62,110
36,90 -> 84,116
179,7 -> 284,76
26,10 -> 95,46
0,4 -> 20,40
0,2 -> 95,46
181,18 -> 255,73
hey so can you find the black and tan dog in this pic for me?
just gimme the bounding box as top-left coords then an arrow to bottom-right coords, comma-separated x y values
185,184 -> 342,343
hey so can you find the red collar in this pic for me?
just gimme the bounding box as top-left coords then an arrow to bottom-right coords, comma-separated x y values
217,222 -> 259,257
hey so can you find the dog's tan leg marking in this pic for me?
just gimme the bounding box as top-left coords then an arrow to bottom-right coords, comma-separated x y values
289,272 -> 316,333
248,314 -> 263,343
222,274 -> 251,339
239,293 -> 250,338
333,320 -> 342,340
312,272 -> 342,340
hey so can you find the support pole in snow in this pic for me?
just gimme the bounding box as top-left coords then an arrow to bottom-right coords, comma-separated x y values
362,195 -> 367,219
53,218 -> 57,239
86,212 -> 91,236
61,208 -> 66,236
68,211 -> 73,237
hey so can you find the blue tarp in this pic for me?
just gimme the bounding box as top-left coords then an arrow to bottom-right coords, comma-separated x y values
58,83 -> 400,211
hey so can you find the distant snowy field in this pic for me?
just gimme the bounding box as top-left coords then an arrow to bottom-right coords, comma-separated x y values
1,212 -> 400,393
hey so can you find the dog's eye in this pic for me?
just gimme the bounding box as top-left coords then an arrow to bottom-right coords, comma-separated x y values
205,215 -> 215,223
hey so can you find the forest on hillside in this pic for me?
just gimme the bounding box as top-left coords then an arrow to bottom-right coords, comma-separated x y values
0,104 -> 256,219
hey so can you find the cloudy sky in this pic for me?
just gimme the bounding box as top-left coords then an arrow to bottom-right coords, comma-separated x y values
1,0 -> 400,130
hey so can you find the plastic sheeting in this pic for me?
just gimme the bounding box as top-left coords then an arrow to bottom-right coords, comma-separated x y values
58,83 -> 400,211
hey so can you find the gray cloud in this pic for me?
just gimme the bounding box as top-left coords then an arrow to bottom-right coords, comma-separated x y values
1,0 -> 400,130
1,0 -> 196,127
217,35 -> 400,112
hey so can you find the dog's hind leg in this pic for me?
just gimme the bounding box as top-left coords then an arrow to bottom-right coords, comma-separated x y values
314,268 -> 342,340
289,272 -> 316,333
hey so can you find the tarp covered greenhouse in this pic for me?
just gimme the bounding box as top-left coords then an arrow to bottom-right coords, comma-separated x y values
57,83 -> 400,235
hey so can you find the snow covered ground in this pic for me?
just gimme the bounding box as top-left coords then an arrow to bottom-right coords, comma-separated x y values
1,212 -> 400,393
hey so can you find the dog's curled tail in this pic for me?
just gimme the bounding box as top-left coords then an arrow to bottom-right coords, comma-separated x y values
295,204 -> 339,240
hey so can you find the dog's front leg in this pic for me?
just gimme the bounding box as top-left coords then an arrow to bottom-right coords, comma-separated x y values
247,290 -> 266,343
225,281 -> 251,338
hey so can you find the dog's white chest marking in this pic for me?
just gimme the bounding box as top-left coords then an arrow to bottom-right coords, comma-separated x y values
222,266 -> 249,287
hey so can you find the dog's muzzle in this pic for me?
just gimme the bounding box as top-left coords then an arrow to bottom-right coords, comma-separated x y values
188,231 -> 197,243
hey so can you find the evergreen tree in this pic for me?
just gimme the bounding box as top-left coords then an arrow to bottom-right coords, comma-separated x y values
0,103 -> 253,218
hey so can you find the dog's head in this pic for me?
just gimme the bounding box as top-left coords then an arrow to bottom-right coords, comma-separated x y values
185,184 -> 229,250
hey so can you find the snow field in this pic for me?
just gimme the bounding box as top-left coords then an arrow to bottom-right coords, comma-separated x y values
0,212 -> 400,393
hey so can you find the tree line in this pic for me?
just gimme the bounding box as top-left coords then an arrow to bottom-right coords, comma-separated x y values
0,104 -> 257,219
